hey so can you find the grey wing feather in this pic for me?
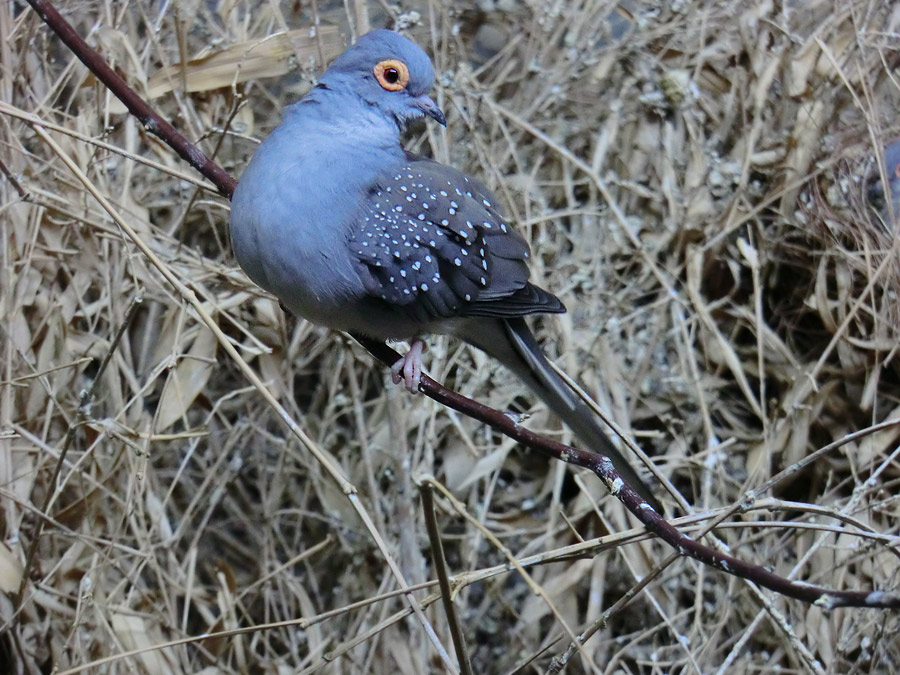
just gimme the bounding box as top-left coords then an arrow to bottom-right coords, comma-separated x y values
349,157 -> 565,323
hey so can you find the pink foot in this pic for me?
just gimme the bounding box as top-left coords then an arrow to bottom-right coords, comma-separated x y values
391,339 -> 426,394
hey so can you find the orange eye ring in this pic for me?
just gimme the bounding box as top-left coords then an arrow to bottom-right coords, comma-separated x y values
374,59 -> 409,91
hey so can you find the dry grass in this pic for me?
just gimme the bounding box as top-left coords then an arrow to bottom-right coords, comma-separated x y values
2,0 -> 900,673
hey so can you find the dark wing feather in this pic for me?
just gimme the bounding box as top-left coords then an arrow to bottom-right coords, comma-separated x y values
349,157 -> 565,323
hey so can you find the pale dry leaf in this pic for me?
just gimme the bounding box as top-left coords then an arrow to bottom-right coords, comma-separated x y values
856,403 -> 900,467
781,99 -> 827,213
386,628 -> 421,675
455,445 -> 510,491
746,411 -> 791,481
813,256 -> 838,332
814,29 -> 855,83
786,36 -> 820,97
258,351 -> 285,399
108,27 -> 345,115
155,327 -> 218,431
25,315 -> 63,420
145,490 -> 174,542
110,613 -> 176,675
520,557 -> 593,624
440,440 -> 479,491
784,382 -> 837,470
0,542 -> 23,593
312,464 -> 359,526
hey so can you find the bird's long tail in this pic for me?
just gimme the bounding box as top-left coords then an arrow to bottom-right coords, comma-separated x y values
462,317 -> 662,511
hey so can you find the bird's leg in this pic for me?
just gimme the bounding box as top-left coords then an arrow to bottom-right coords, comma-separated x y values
391,338 -> 427,394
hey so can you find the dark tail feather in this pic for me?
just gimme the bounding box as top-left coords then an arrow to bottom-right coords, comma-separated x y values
465,318 -> 662,512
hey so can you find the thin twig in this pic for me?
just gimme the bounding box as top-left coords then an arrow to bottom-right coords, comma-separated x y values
418,479 -> 473,675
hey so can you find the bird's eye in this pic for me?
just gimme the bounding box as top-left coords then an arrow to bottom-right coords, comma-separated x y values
374,59 -> 409,91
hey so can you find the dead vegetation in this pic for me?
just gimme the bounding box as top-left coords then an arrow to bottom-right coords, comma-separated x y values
2,0 -> 900,673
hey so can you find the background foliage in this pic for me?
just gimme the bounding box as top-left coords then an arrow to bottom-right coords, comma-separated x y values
2,1 -> 900,672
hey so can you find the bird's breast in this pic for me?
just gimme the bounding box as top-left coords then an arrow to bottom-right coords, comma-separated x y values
230,124 -> 403,332
231,115 -> 414,330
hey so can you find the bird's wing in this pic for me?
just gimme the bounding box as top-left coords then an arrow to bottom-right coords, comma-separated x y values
349,157 -> 565,323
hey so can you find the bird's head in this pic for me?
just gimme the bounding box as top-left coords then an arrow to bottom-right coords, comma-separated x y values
317,29 -> 446,130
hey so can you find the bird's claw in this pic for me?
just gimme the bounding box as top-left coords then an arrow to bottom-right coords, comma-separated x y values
391,339 -> 426,394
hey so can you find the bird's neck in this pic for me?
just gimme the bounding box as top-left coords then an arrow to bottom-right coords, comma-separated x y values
285,84 -> 403,149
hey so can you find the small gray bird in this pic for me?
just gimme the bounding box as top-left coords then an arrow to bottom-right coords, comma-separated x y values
230,29 -> 661,510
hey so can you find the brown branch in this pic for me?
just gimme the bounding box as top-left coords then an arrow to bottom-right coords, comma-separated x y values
25,0 -> 236,198
356,338 -> 900,611
23,0 -> 900,613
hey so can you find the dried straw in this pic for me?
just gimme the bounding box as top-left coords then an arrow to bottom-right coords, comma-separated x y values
2,1 -> 899,672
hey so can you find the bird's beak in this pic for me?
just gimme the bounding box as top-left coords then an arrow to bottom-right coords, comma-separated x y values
417,96 -> 446,126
